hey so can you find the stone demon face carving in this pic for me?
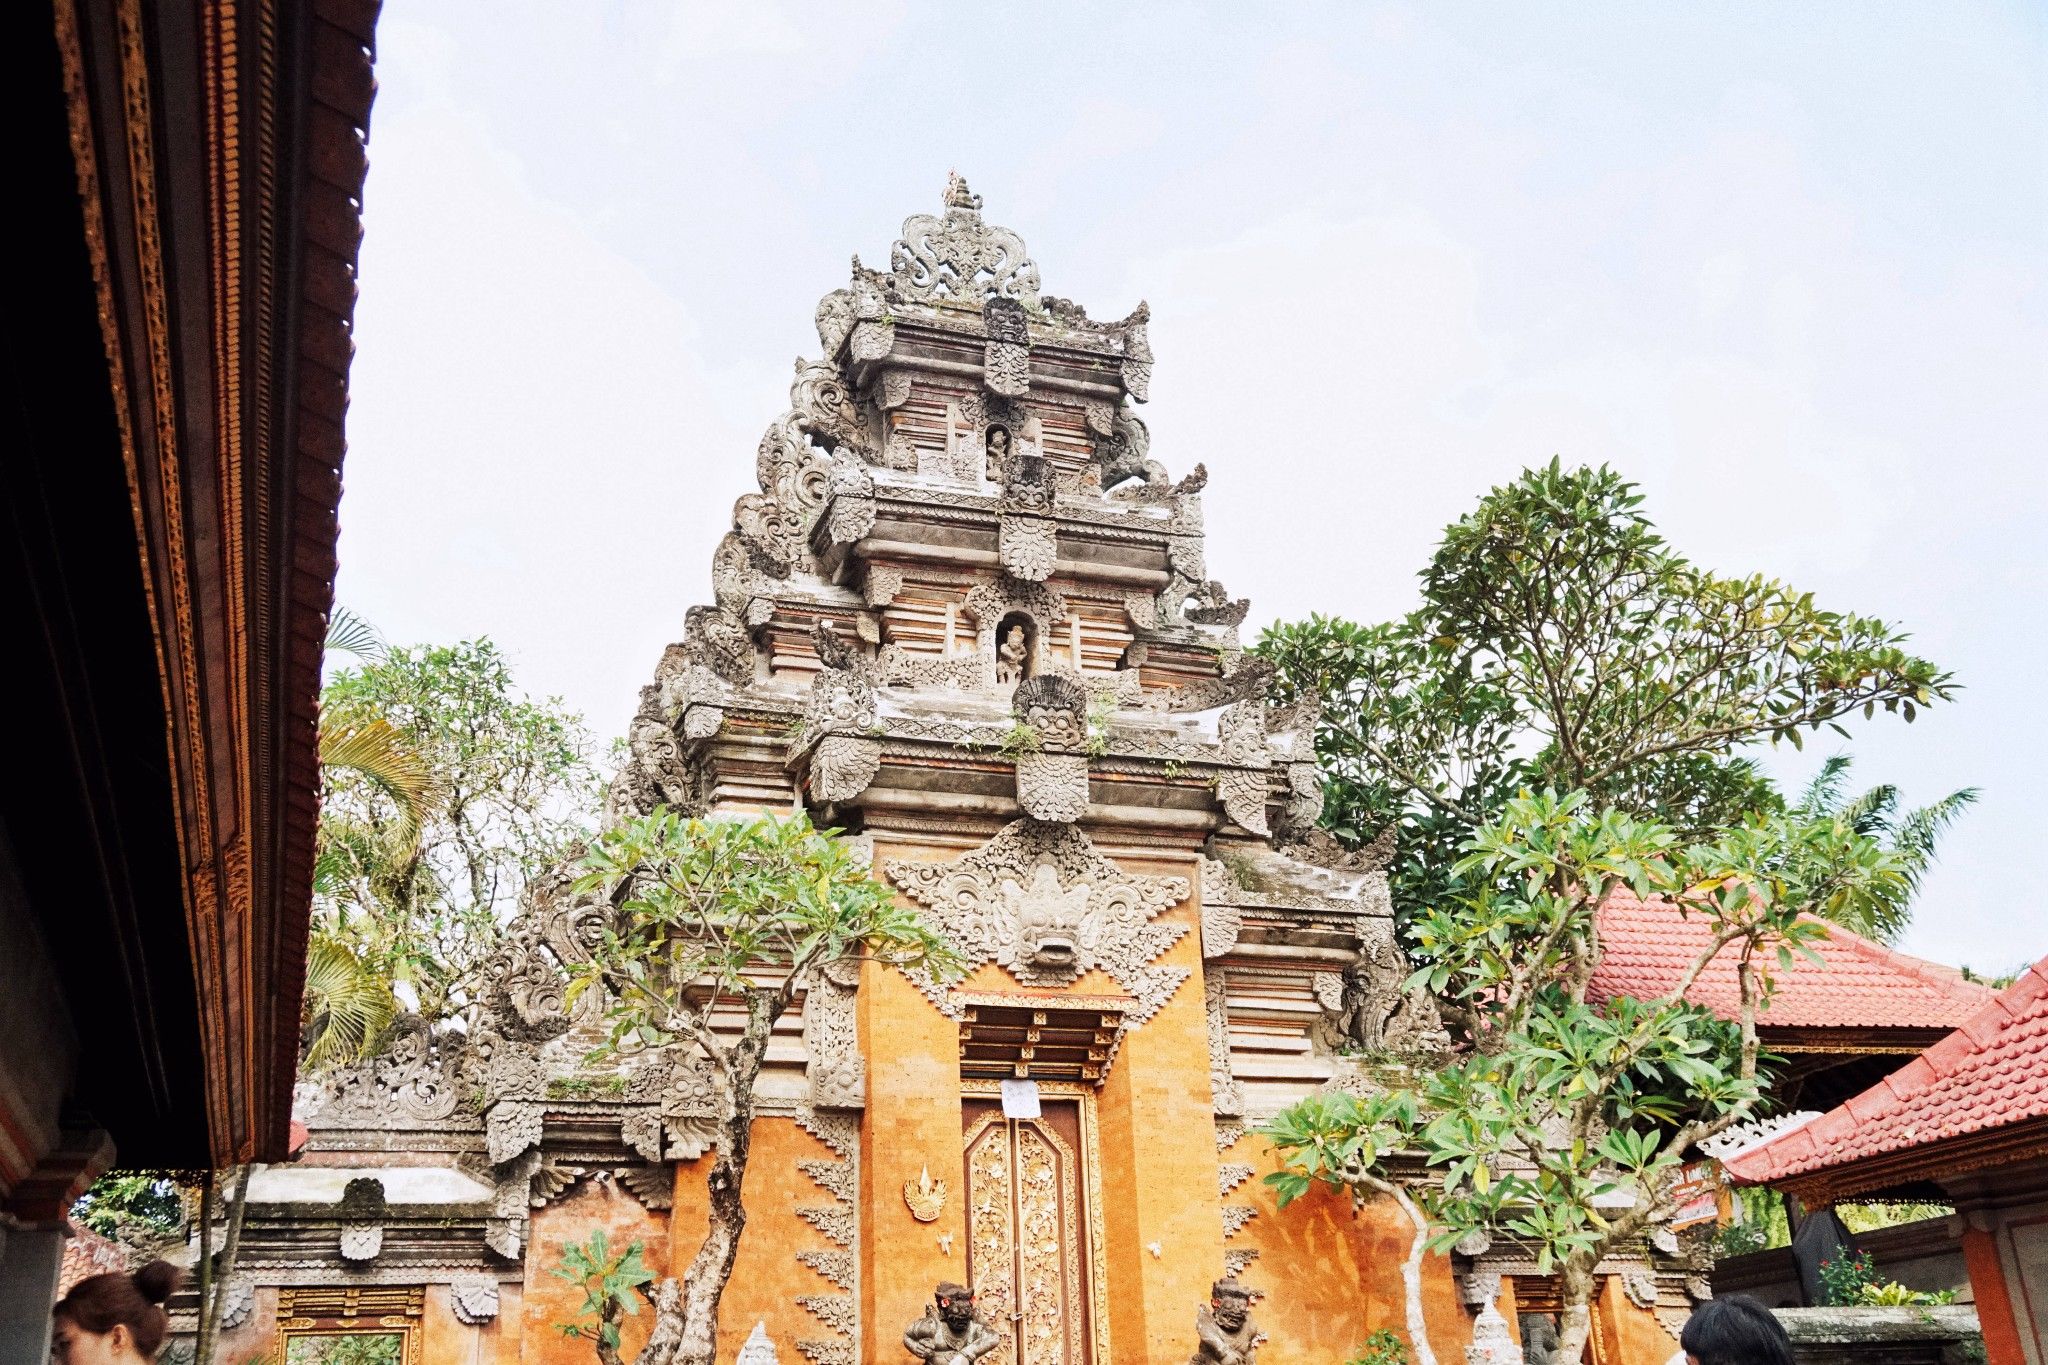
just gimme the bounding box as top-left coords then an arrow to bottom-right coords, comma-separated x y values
1211,1280 -> 1251,1333
1001,862 -> 1090,973
936,1282 -> 976,1332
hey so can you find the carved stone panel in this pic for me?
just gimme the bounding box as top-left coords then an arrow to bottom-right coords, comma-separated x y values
1015,752 -> 1089,824
998,513 -> 1058,582
886,820 -> 1190,1022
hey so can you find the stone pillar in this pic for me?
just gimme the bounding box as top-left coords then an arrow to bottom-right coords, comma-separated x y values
0,1224 -> 63,1365
1093,863 -> 1222,1361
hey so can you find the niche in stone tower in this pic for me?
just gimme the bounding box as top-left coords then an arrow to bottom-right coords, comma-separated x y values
994,611 -> 1037,688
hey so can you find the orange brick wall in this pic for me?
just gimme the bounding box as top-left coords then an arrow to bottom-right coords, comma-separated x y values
525,1176 -> 671,1365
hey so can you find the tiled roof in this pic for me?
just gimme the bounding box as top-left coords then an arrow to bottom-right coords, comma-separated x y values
57,1227 -> 129,1294
1726,954 -> 2048,1186
1590,891 -> 1990,1030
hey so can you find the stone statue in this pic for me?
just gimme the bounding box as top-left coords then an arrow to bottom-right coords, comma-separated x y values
1188,1278 -> 1260,1365
995,624 -> 1029,686
1517,1313 -> 1559,1364
903,1282 -> 1000,1364
985,424 -> 1012,474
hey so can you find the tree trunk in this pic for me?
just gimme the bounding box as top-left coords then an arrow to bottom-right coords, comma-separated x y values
667,1013 -> 771,1365
1363,1175 -> 1440,1365
1551,1260 -> 1599,1364
197,1165 -> 253,1364
193,1173 -> 216,1365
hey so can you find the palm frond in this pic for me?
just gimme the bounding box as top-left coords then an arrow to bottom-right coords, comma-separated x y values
1794,755 -> 1856,817
301,935 -> 397,1069
1889,787 -> 1981,900
325,606 -> 387,663
1838,783 -> 1901,839
319,714 -> 435,853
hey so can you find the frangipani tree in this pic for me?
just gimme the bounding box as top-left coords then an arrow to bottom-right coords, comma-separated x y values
567,808 -> 959,1365
1265,790 -> 1907,1364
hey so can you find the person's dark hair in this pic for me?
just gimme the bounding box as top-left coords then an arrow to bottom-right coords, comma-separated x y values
52,1260 -> 181,1354
1680,1293 -> 1796,1365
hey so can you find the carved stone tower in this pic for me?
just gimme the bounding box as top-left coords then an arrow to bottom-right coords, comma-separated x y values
597,174 -> 1403,1363
292,178 -> 1444,1365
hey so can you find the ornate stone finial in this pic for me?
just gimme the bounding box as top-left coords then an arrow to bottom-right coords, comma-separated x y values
944,171 -> 983,211
890,176 -> 1041,306
1465,1299 -> 1527,1364
903,1281 -> 1001,1363
735,1321 -> 780,1365
1188,1278 -> 1261,1365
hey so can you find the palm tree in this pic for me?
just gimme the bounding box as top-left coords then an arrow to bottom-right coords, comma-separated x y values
1791,754 -> 1978,943
300,611 -> 436,1068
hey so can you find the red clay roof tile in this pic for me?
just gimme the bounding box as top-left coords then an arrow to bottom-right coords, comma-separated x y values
1589,891 -> 1991,1031
1726,953 -> 2048,1186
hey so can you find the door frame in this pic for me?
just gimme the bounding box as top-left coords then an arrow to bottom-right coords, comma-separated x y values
962,1077 -> 1112,1364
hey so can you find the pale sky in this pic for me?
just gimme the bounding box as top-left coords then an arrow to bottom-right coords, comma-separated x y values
338,1 -> 2048,974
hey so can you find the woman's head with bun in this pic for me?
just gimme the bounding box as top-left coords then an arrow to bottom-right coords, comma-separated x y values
51,1260 -> 181,1365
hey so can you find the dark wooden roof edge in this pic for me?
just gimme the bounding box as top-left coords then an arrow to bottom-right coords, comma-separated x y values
252,0 -> 380,1160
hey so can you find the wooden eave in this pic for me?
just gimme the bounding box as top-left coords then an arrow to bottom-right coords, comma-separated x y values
51,0 -> 379,1164
1772,1116 -> 2048,1209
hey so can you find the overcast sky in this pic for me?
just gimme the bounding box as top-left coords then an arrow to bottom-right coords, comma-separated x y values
338,1 -> 2047,974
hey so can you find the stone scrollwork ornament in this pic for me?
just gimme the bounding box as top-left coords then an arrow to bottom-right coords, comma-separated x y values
889,173 -> 1041,306
803,969 -> 865,1110
887,819 -> 1190,1021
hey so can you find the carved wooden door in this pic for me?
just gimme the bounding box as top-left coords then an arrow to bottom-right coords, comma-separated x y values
962,1098 -> 1096,1365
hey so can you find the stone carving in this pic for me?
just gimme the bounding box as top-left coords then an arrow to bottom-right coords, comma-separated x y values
903,1281 -> 1002,1364
864,564 -> 904,608
886,820 -> 1190,1018
961,577 -> 1068,649
794,1106 -> 859,1365
880,644 -> 986,692
810,735 -> 881,804
450,1277 -> 501,1324
1518,1314 -> 1559,1365
684,605 -> 754,686
215,1277 -> 254,1330
1220,1204 -> 1257,1239
1121,301 -> 1154,401
797,625 -> 878,751
889,173 -> 1041,306
983,296 -> 1031,397
736,1322 -> 780,1364
803,971 -> 864,1110
1188,1278 -> 1260,1365
338,1177 -> 386,1263
1014,674 -> 1089,749
1158,534 -> 1209,622
903,1164 -> 947,1222
1140,657 -> 1276,714
1198,862 -> 1243,960
1219,1164 -> 1255,1198
850,319 -> 894,363
997,513 -> 1057,581
301,1015 -> 467,1127
1217,769 -> 1271,835
790,357 -> 870,460
1206,973 -> 1245,1118
1101,407 -> 1164,493
824,456 -> 878,545
994,624 -> 1029,687
1622,1268 -> 1661,1310
1466,1301 -> 1527,1365
1015,752 -> 1090,823
1184,580 -> 1250,629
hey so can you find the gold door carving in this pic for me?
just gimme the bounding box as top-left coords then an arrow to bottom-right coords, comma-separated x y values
964,1103 -> 1093,1365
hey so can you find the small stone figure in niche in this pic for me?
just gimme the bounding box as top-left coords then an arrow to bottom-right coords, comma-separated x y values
1188,1278 -> 1260,1365
903,1281 -> 1000,1364
995,623 -> 1030,686
983,423 -> 1013,484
